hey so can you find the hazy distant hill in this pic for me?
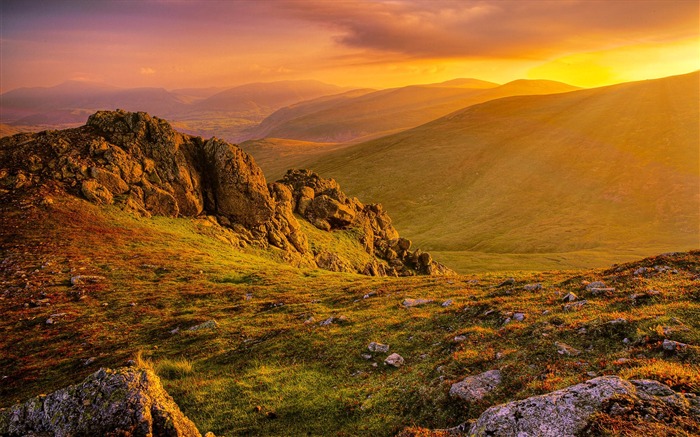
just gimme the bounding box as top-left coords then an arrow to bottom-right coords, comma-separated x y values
306,72 -> 700,270
0,79 -> 351,141
244,79 -> 578,143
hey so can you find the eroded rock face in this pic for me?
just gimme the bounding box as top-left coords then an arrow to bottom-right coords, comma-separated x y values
0,367 -> 201,437
0,110 -> 453,276
468,376 -> 700,437
278,169 -> 455,276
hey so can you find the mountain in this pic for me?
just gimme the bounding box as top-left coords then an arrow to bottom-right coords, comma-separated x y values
306,72 -> 700,272
243,79 -> 577,143
193,80 -> 351,116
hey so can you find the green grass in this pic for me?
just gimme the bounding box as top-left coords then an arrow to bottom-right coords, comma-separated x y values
0,190 -> 698,436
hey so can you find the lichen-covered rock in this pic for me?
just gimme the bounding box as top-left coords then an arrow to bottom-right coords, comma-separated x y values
0,367 -> 201,436
467,376 -> 699,437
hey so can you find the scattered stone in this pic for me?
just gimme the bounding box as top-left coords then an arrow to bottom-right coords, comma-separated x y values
607,318 -> 628,325
368,342 -> 390,353
562,292 -> 577,302
496,278 -> 515,287
84,357 -> 97,366
449,370 -> 502,402
467,376 -> 698,437
542,309 -> 550,315
555,341 -> 581,356
303,317 -> 315,325
513,312 -> 526,322
523,283 -> 542,291
384,353 -> 404,367
662,339 -> 688,352
441,299 -> 453,307
453,335 -> 467,343
170,327 -> 180,335
361,354 -> 372,360
363,291 -> 377,299
70,275 -> 106,286
188,320 -> 218,331
588,287 -> 616,295
319,316 -> 349,326
402,298 -> 433,308
585,281 -> 606,290
0,367 -> 201,436
45,318 -> 54,325
613,358 -> 631,365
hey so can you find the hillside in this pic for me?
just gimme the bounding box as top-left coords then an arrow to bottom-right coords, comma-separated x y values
243,79 -> 578,144
307,72 -> 700,273
0,181 -> 698,436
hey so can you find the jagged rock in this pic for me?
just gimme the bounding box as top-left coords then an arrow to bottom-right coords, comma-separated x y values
449,369 -> 502,402
562,292 -> 578,302
189,320 -> 218,331
315,251 -> 354,273
468,376 -> 699,437
497,278 -> 515,287
384,353 -> 404,367
662,339 -> 688,352
81,179 -> 113,204
585,281 -> 606,290
0,367 -> 201,436
524,283 -> 542,291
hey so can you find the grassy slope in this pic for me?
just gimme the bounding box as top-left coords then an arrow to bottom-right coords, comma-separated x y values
251,80 -> 578,144
1,187 -> 698,436
308,72 -> 700,273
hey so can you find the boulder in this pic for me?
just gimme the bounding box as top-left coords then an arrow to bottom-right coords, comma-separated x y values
384,353 -> 405,368
468,376 -> 700,437
81,179 -> 113,204
449,370 -> 502,402
0,367 -> 201,436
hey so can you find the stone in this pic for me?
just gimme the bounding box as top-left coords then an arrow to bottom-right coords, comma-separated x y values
662,339 -> 688,352
497,278 -> 515,287
0,367 -> 201,436
555,341 -> 581,356
562,292 -> 577,302
368,342 -> 390,353
513,312 -> 526,322
402,298 -> 433,308
453,335 -> 467,343
467,376 -> 699,437
585,281 -> 606,290
441,299 -> 453,307
449,370 -> 502,402
70,275 -> 106,285
524,283 -> 542,291
563,300 -> 587,311
81,179 -> 113,204
384,353 -> 404,367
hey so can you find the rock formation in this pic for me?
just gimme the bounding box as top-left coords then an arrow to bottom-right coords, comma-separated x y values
0,110 -> 453,276
467,375 -> 699,436
0,367 -> 202,436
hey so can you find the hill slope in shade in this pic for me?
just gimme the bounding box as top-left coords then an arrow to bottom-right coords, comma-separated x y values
244,79 -> 577,143
307,72 -> 700,272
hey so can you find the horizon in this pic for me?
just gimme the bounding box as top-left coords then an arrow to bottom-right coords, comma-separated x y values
1,0 -> 698,93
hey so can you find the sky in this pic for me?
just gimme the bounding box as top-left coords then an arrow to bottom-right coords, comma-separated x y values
1,0 -> 698,92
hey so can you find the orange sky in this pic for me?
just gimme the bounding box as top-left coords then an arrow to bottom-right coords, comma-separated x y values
1,0 -> 698,92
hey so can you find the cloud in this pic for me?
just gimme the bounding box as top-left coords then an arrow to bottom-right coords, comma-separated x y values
270,0 -> 700,59
140,67 -> 155,75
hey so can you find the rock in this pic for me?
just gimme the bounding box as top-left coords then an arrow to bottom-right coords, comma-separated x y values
319,316 -> 348,326
384,353 -> 404,367
496,278 -> 515,287
585,281 -> 606,290
402,298 -> 433,308
81,179 -> 113,204
70,275 -> 106,285
441,299 -> 453,307
563,300 -> 587,311
467,376 -> 699,437
0,367 -> 201,436
368,342 -> 390,353
555,341 -> 581,356
562,292 -> 577,302
524,283 -> 542,291
453,335 -> 467,343
315,251 -> 353,273
513,312 -> 526,322
662,339 -> 688,352
188,320 -> 218,331
308,194 -> 355,228
449,370 -> 502,402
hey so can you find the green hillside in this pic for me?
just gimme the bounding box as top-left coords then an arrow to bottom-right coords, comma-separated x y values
307,72 -> 700,272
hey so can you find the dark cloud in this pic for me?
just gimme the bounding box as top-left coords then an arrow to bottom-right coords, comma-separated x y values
271,0 -> 699,58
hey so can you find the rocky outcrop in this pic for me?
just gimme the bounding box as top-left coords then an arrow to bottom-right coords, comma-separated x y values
278,169 -> 454,276
467,376 -> 700,436
0,110 -> 451,276
0,367 -> 201,436
449,370 -> 502,402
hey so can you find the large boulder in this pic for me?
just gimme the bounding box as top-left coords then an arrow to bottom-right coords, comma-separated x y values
0,367 -> 201,437
449,370 -> 502,402
468,376 -> 700,437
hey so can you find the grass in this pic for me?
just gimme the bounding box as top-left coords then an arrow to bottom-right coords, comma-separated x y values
0,188 -> 698,436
